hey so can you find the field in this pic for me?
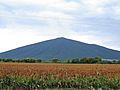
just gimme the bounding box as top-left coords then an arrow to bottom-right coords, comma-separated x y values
0,63 -> 120,78
0,63 -> 120,89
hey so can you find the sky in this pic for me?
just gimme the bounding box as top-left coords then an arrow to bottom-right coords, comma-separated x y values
0,0 -> 120,52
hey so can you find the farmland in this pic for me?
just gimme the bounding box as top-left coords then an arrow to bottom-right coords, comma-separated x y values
0,63 -> 120,89
0,63 -> 120,78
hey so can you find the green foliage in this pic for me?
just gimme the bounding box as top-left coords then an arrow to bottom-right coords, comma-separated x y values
51,58 -> 60,63
0,58 -> 14,62
21,58 -> 36,63
66,60 -> 71,63
0,57 -> 120,64
0,58 -> 42,63
100,60 -> 112,64
79,57 -> 102,64
69,57 -> 102,64
117,60 -> 120,64
71,58 -> 80,63
69,57 -> 120,64
0,76 -> 120,90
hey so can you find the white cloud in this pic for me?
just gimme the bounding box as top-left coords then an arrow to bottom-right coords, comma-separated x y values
0,28 -> 39,52
0,0 -> 120,52
14,10 -> 74,20
0,0 -> 60,5
0,26 -> 106,52
39,11 -> 71,19
0,0 -> 80,12
0,0 -> 120,18
114,6 -> 120,16
76,0 -> 120,17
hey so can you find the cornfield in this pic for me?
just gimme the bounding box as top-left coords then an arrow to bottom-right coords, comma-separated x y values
0,63 -> 120,89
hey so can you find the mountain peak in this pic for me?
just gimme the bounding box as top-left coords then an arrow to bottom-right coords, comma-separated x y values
55,37 -> 67,40
0,38 -> 120,59
53,37 -> 71,42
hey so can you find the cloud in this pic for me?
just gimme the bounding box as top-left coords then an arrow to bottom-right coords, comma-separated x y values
0,0 -> 120,52
113,6 -> 120,19
0,0 -> 80,12
0,24 -> 107,52
0,0 -> 120,18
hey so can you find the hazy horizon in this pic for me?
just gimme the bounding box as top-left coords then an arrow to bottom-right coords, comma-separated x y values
0,0 -> 120,52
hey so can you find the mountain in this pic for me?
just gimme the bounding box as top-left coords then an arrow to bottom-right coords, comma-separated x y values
0,37 -> 120,59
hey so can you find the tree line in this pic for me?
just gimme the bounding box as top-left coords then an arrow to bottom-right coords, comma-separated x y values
0,58 -> 42,63
0,57 -> 120,64
67,57 -> 120,64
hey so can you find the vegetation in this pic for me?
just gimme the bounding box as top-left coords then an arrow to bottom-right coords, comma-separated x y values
0,63 -> 120,89
1,57 -> 119,64
0,57 -> 120,89
51,58 -> 61,63
0,58 -> 42,63
69,57 -> 120,64
0,76 -> 120,90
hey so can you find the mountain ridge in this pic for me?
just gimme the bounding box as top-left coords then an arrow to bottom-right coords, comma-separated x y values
0,37 -> 120,59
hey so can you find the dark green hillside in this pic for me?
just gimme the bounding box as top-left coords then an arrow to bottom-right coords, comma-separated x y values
0,37 -> 120,59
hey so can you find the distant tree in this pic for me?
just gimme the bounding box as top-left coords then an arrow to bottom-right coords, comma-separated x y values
117,60 -> 120,64
0,58 -> 3,62
37,59 -> 42,63
79,58 -> 87,63
22,58 -> 36,63
112,60 -> 118,64
100,60 -> 112,64
51,58 -> 60,63
80,57 -> 102,64
67,60 -> 71,63
93,57 -> 102,63
71,58 -> 80,63
3,58 -> 13,62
